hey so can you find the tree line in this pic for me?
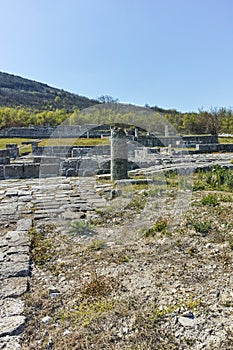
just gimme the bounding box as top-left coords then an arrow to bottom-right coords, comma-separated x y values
163,107 -> 233,135
0,105 -> 233,135
0,107 -> 69,128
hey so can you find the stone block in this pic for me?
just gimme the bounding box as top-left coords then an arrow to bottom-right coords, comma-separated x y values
39,163 -> 60,177
4,165 -> 24,179
23,163 -> 40,178
33,156 -> 61,164
16,218 -> 32,231
0,165 -> 4,179
6,144 -> 19,158
0,157 -> 10,165
0,149 -> 9,157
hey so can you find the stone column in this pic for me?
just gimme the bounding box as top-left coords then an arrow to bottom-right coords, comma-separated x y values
111,128 -> 128,180
31,141 -> 39,155
134,127 -> 139,141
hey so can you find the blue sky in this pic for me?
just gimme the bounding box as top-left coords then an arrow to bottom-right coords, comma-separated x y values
1,0 -> 233,112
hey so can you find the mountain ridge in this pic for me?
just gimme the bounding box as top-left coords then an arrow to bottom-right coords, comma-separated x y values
0,71 -> 98,111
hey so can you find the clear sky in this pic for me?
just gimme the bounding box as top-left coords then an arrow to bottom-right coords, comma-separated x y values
1,0 -> 233,112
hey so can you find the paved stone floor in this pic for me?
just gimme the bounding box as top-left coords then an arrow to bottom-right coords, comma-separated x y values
0,176 -> 107,349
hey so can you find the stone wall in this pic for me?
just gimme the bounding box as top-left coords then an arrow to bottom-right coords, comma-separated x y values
0,163 -> 61,180
0,125 -> 218,146
196,143 -> 233,152
137,135 -> 218,147
32,145 -> 110,157
0,125 -> 107,139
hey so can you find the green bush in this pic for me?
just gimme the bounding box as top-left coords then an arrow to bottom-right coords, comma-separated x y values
189,218 -> 212,235
201,193 -> 218,206
194,166 -> 233,192
144,220 -> 168,237
68,221 -> 96,237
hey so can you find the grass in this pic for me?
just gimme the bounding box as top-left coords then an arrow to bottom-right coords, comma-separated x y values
87,239 -> 106,251
152,295 -> 201,320
0,137 -> 35,155
194,166 -> 233,192
218,136 -> 233,144
29,226 -> 56,267
0,137 -> 36,149
59,298 -> 116,327
0,137 -> 109,155
39,137 -> 110,147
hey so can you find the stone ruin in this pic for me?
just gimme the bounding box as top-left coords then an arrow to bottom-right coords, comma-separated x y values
0,124 -> 232,180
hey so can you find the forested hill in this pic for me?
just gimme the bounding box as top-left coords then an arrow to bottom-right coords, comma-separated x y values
0,71 -> 98,111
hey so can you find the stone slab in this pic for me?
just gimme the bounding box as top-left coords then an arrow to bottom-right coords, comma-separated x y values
0,316 -> 26,337
0,278 -> 28,298
0,262 -> 30,279
0,337 -> 22,350
0,299 -> 25,318
16,218 -> 32,232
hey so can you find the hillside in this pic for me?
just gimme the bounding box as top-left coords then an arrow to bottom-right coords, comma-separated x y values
0,72 -> 98,111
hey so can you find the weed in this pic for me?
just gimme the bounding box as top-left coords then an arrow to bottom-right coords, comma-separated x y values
228,239 -> 233,250
59,298 -> 115,327
118,254 -> 131,263
88,239 -> 106,251
80,272 -> 115,300
68,221 -> 96,237
221,300 -> 233,307
188,218 -> 212,235
194,166 -> 233,192
175,239 -> 184,249
152,304 -> 178,320
187,246 -> 197,255
143,220 -> 168,237
201,193 -> 218,206
126,195 -> 146,212
152,296 -> 201,320
29,227 -> 55,267
219,193 -> 233,202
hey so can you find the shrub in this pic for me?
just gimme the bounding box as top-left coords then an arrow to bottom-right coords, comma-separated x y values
88,239 -> 106,251
189,218 -> 212,235
68,221 -> 96,237
144,220 -> 168,237
194,166 -> 233,192
201,193 -> 218,206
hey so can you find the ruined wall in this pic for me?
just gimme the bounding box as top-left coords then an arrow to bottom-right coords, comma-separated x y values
0,163 -> 62,180
196,143 -> 233,152
32,145 -> 110,157
0,125 -> 218,146
0,125 -> 106,139
137,135 -> 218,147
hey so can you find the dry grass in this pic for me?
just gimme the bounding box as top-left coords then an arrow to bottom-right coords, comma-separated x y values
22,170 -> 233,349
